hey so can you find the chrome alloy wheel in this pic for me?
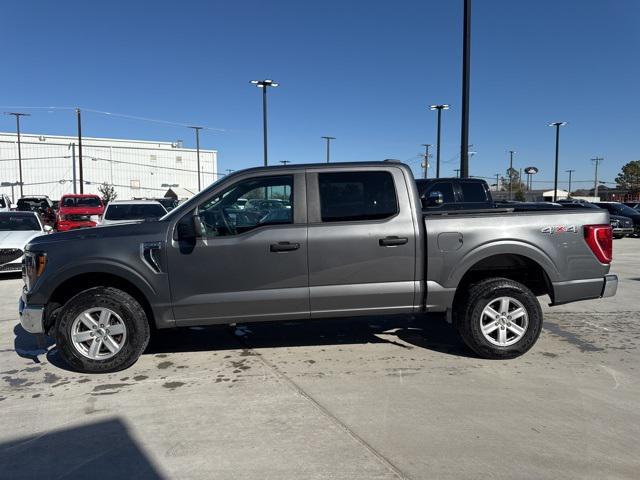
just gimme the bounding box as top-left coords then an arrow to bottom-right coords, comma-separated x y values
480,296 -> 528,347
70,308 -> 127,360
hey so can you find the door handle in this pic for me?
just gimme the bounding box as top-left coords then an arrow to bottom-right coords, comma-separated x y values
270,242 -> 300,252
379,236 -> 408,247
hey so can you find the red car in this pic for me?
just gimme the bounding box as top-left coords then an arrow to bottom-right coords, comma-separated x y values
55,194 -> 105,231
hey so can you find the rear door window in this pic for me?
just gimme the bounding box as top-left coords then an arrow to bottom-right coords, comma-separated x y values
425,182 -> 455,204
318,171 -> 398,222
460,182 -> 488,203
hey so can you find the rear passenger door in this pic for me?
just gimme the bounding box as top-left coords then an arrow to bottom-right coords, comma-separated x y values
306,167 -> 417,318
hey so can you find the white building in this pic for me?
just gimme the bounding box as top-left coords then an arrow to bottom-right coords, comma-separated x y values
0,132 -> 217,201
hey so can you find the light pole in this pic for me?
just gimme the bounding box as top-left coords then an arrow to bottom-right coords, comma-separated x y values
251,79 -> 279,166
566,169 -> 575,197
495,173 -> 500,192
76,108 -> 85,193
429,104 -> 449,178
454,169 -> 460,178
321,136 -> 335,163
549,121 -> 567,202
460,0 -> 472,179
421,144 -> 431,179
189,126 -> 203,191
4,112 -> 30,198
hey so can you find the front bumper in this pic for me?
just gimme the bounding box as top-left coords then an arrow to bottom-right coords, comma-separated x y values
612,227 -> 634,236
56,220 -> 97,232
18,289 -> 45,334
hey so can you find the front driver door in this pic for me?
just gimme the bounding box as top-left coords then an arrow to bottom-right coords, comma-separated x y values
166,172 -> 309,325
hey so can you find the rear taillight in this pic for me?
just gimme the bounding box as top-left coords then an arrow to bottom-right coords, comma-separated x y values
584,224 -> 612,264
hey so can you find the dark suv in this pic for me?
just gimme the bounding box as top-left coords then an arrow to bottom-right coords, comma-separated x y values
594,202 -> 640,235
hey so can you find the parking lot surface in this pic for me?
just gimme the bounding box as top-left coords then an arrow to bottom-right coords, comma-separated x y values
1,239 -> 638,479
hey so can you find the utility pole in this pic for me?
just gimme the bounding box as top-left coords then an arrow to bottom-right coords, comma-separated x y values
592,157 -> 604,199
279,160 -> 290,165
429,104 -> 449,178
4,112 -> 30,198
495,173 -> 500,192
225,168 -> 235,175
566,169 -> 575,197
321,136 -> 335,163
421,144 -> 431,179
454,169 -> 460,178
189,126 -> 203,191
460,0 -> 472,178
508,150 -> 515,200
76,108 -> 84,193
251,79 -> 279,166
71,143 -> 77,194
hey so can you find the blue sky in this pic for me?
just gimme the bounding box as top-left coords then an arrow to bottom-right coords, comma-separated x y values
1,0 -> 638,189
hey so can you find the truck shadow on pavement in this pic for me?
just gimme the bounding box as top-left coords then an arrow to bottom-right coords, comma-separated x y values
0,418 -> 163,480
146,314 -> 473,358
13,314 -> 474,372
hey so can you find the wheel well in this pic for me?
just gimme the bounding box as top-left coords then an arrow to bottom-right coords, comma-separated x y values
454,254 -> 552,304
45,273 -> 155,334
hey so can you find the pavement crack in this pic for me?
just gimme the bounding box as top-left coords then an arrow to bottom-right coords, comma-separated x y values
229,329 -> 411,480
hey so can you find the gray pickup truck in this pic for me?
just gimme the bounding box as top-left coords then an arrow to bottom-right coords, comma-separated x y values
19,162 -> 617,372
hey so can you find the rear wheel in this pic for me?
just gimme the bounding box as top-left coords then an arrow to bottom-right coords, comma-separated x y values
55,287 -> 150,373
454,278 -> 543,359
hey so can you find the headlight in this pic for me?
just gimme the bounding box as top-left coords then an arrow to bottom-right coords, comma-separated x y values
23,252 -> 47,291
90,215 -> 101,223
610,220 -> 619,227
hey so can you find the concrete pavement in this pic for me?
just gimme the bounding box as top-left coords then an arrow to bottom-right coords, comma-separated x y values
0,238 -> 638,479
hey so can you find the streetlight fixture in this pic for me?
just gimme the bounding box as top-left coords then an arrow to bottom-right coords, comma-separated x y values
321,136 -> 335,163
188,126 -> 203,191
4,112 -> 30,198
429,104 -> 449,178
548,121 -> 567,202
251,79 -> 279,166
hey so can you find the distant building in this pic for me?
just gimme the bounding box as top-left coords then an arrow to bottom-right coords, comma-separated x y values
0,132 -> 217,201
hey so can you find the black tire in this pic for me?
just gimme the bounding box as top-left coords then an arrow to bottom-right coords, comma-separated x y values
453,278 -> 543,359
613,234 -> 624,240
55,287 -> 150,373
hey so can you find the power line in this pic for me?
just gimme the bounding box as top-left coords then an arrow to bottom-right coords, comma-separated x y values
0,105 -> 226,133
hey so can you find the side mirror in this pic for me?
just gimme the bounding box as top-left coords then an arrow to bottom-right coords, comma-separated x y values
427,191 -> 444,207
43,225 -> 53,233
176,212 -> 198,241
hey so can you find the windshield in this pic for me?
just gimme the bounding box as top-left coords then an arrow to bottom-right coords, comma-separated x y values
61,196 -> 102,208
105,203 -> 166,221
17,199 -> 48,211
0,214 -> 40,231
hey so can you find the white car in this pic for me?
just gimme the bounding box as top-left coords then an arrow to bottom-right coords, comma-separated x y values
0,194 -> 12,212
100,200 -> 168,226
0,211 -> 50,274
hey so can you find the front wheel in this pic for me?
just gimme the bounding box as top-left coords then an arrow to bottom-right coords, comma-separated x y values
453,278 -> 543,359
55,287 -> 150,373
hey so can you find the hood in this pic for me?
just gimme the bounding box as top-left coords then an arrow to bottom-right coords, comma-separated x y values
0,230 -> 44,249
27,219 -> 168,247
58,205 -> 104,215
